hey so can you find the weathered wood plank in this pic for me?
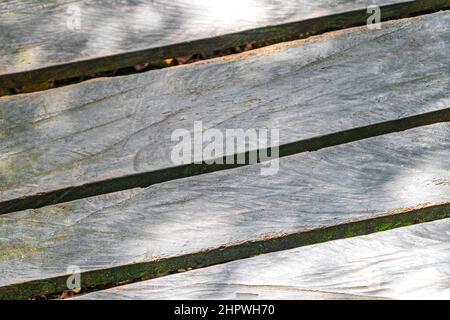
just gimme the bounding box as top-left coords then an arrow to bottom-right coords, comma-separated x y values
1,11 -> 449,213
2,0 -> 448,88
77,218 -> 450,300
0,124 -> 449,299
81,285 -> 387,300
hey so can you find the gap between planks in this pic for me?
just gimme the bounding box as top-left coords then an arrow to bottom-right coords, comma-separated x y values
1,202 -> 449,300
0,107 -> 449,215
1,0 -> 449,93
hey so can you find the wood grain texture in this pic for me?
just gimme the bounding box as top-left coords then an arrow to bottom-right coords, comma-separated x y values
1,11 -> 449,210
0,124 -> 449,298
4,0 -> 445,88
77,218 -> 450,300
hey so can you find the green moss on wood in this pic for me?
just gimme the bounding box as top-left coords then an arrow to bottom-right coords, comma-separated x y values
1,202 -> 449,300
1,0 -> 449,90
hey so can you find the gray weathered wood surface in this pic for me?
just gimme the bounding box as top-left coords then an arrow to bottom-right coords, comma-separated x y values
1,11 -> 449,208
0,0 -> 421,86
77,218 -> 450,300
1,124 -> 449,293
82,285 -> 387,300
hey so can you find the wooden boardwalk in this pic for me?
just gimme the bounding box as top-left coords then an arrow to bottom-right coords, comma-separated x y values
0,1 -> 449,299
1,0 -> 449,88
1,123 -> 449,299
77,218 -> 450,300
1,11 -> 449,213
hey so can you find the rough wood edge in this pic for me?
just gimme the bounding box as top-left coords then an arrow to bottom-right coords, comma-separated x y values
1,107 -> 449,215
1,202 -> 449,300
1,0 -> 449,90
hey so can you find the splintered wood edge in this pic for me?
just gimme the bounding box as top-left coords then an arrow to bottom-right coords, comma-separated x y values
1,201 -> 449,300
1,0 -> 449,90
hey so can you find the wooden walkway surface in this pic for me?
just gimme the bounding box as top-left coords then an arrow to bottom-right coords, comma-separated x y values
1,0 -> 449,88
0,1 -> 449,300
1,11 -> 449,214
77,218 -> 450,300
1,123 -> 449,299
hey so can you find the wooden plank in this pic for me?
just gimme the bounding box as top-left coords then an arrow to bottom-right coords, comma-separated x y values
80,285 -> 386,300
2,0 -> 448,89
0,123 -> 449,299
76,218 -> 450,300
1,11 -> 450,213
